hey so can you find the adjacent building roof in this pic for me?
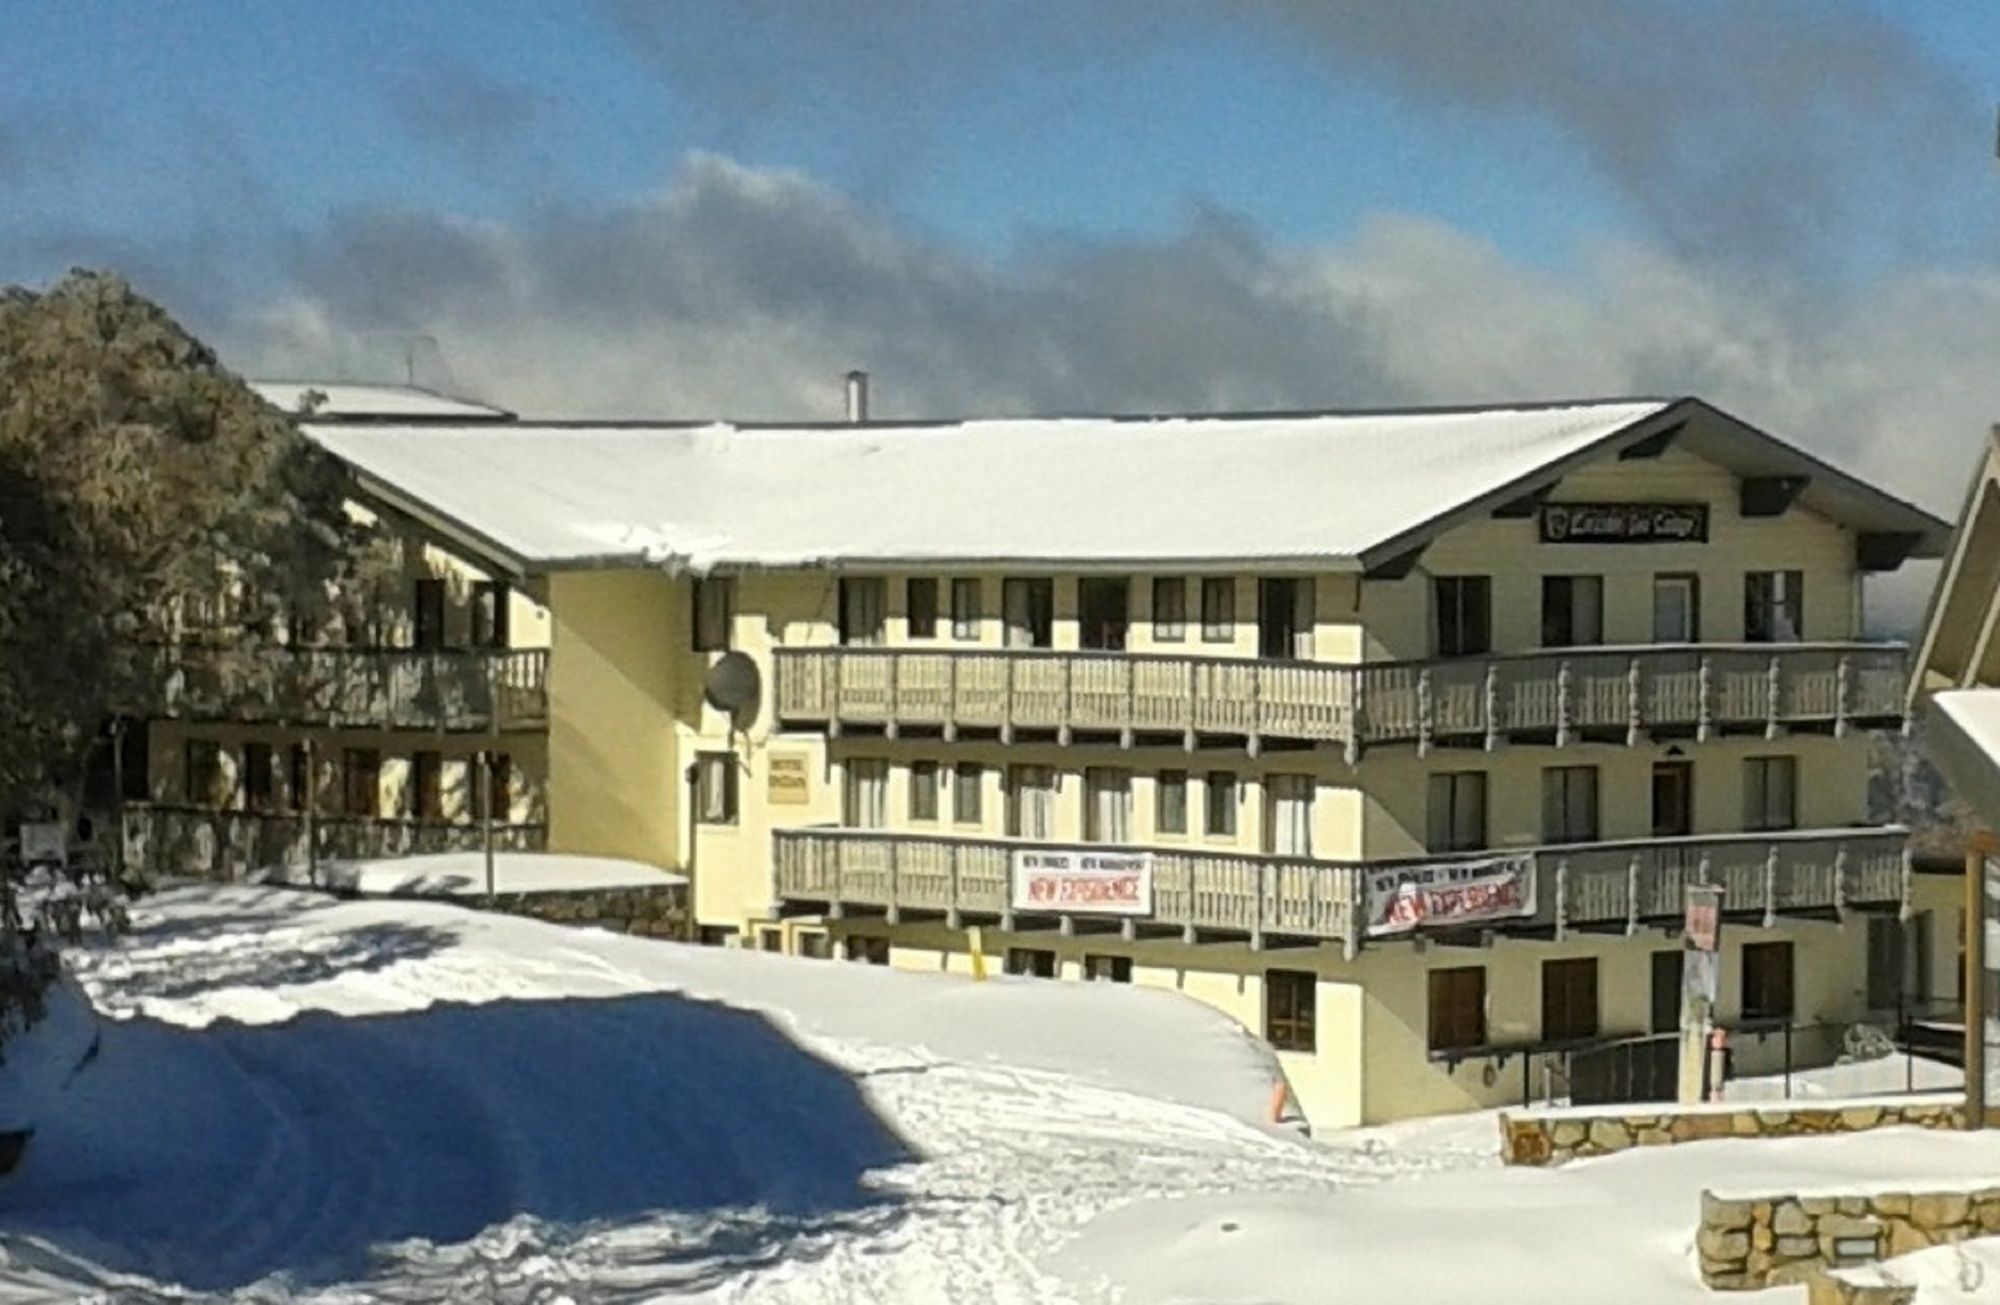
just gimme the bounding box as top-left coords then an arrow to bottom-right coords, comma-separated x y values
250,380 -> 515,423
305,396 -> 1950,577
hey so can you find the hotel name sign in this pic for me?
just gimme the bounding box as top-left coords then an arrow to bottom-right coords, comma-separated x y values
1540,502 -> 1709,545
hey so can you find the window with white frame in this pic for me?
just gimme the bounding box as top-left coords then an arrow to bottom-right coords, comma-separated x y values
1152,577 -> 1187,641
1264,774 -> 1314,856
1201,577 -> 1235,642
1426,771 -> 1487,853
843,757 -> 888,828
693,577 -> 734,652
1743,755 -> 1797,832
1205,770 -> 1238,837
1744,571 -> 1804,643
694,752 -> 738,825
1005,764 -> 1056,838
1084,767 -> 1132,843
910,760 -> 941,822
839,577 -> 887,646
1540,765 -> 1600,844
1157,769 -> 1188,835
951,578 -> 980,640
953,761 -> 984,825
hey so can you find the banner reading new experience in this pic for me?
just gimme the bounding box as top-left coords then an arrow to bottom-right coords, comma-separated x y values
1011,849 -> 1154,915
1363,854 -> 1536,937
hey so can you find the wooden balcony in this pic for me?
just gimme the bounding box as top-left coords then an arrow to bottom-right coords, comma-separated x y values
150,645 -> 549,732
772,825 -> 1909,953
121,801 -> 548,881
773,643 -> 1907,757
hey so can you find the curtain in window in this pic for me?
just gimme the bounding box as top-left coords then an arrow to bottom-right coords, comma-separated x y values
1084,768 -> 1131,843
1265,774 -> 1314,856
843,758 -> 887,827
1006,766 -> 1055,838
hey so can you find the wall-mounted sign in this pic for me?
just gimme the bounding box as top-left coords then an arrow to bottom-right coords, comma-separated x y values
1363,854 -> 1535,936
767,753 -> 810,806
1011,849 -> 1153,915
1684,885 -> 1722,953
1540,502 -> 1709,545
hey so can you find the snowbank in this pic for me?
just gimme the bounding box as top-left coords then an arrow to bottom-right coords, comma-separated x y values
0,976 -> 97,1134
257,851 -> 685,898
1724,1052 -> 1963,1101
1840,1236 -> 2000,1302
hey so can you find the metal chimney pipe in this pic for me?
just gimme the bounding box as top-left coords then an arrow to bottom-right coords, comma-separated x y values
845,369 -> 869,423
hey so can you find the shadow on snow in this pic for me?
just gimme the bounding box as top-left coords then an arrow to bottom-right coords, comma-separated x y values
0,990 -> 915,1295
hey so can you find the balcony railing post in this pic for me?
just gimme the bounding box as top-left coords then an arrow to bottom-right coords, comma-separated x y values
1833,844 -> 1849,921
1121,658 -> 1135,750
1697,655 -> 1715,743
1626,853 -> 1641,936
1416,667 -> 1433,758
1184,658 -> 1198,754
943,654 -> 958,742
1057,656 -> 1073,747
1553,857 -> 1568,940
1346,669 -> 1366,766
1483,661 -> 1501,752
828,650 -> 844,739
1247,662 -> 1263,759
1765,655 -> 1782,741
1834,654 -> 1852,739
1626,656 -> 1644,748
1762,843 -> 1778,929
1001,656 -> 1015,745
884,653 -> 899,741
1556,659 -> 1574,748
886,839 -> 901,925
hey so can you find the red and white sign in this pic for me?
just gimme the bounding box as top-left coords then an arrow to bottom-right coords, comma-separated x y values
1684,885 -> 1723,953
1011,849 -> 1153,915
1363,855 -> 1535,937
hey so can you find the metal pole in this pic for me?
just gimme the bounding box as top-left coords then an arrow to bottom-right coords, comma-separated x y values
304,737 -> 318,888
1965,835 -> 1990,1130
484,656 -> 499,905
480,749 -> 496,905
110,719 -> 127,883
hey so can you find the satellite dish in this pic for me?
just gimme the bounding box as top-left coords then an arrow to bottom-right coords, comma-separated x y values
704,651 -> 762,723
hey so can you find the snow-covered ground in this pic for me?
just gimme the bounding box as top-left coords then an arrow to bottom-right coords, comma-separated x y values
2,885 -> 1996,1303
257,850 -> 686,897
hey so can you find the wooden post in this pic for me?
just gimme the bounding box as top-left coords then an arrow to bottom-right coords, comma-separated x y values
1834,654 -> 1852,739
1679,884 -> 1723,1105
1764,655 -> 1782,740
1416,667 -> 1433,758
1482,661 -> 1501,752
1966,833 -> 1993,1130
1625,656 -> 1643,748
1555,659 -> 1574,748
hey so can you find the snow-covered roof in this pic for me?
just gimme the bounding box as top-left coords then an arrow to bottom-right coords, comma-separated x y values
305,396 -> 1949,574
250,380 -> 514,422
1921,689 -> 2000,831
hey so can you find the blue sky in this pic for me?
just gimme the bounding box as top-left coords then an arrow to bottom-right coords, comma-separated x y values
13,0 -> 1978,280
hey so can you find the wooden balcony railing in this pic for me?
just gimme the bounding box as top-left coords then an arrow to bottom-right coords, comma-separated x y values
773,825 -> 1908,951
121,801 -> 547,881
149,645 -> 549,732
774,643 -> 1907,757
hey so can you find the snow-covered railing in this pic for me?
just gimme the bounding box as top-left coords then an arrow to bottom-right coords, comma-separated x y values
121,802 -> 548,881
145,644 -> 548,732
773,642 -> 1906,757
772,825 -> 1908,947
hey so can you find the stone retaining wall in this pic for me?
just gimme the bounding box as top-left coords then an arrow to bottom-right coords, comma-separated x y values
458,884 -> 690,939
1700,1185 -> 2000,1291
1500,1096 -> 1965,1166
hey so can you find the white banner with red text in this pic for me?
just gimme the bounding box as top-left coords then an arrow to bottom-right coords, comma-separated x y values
1010,849 -> 1154,916
1362,854 -> 1535,937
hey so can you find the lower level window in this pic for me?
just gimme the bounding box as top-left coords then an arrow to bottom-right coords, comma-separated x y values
1005,947 -> 1057,978
1084,954 -> 1132,983
1428,966 -> 1487,1052
1540,957 -> 1600,1042
1741,941 -> 1795,1022
695,752 -> 739,825
1264,969 -> 1317,1052
846,935 -> 891,965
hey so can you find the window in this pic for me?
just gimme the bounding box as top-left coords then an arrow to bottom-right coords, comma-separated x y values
1426,772 -> 1488,853
1201,577 -> 1236,642
691,577 -> 733,652
1002,577 -> 1054,649
910,760 -> 941,822
1156,770 -> 1188,835
471,580 -> 511,649
906,578 -> 939,639
693,752 -> 738,825
1264,969 -> 1317,1052
1204,771 -> 1238,837
1084,768 -> 1132,843
1152,577 -> 1187,641
1651,950 -> 1684,1034
483,752 -> 512,823
846,935 -> 891,965
1740,941 -> 1795,1022
343,748 -> 381,818
1867,914 -> 1932,1011
1541,575 -> 1604,648
412,578 -> 446,650
1264,774 -> 1314,856
1743,756 -> 1798,832
839,577 -> 887,646
697,924 -> 740,948
1428,966 -> 1488,1052
953,762 -> 984,825
843,758 -> 888,828
951,578 -> 980,640
1078,577 -> 1131,651
1005,765 -> 1055,838
411,751 -> 443,820
1745,570 -> 1804,643
1257,577 -> 1313,660
1540,766 -> 1599,845
1652,761 -> 1694,837
796,931 -> 832,960
288,744 -> 312,813
1005,947 -> 1057,978
1654,573 -> 1700,642
1084,954 -> 1133,983
181,738 -> 223,808
243,742 -> 274,812
1541,957 -> 1600,1041
1433,576 -> 1492,658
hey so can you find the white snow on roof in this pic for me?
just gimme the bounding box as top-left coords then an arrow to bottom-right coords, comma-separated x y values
308,401 -> 1671,570
257,851 -> 685,898
250,381 -> 512,421
1922,690 -> 2000,829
